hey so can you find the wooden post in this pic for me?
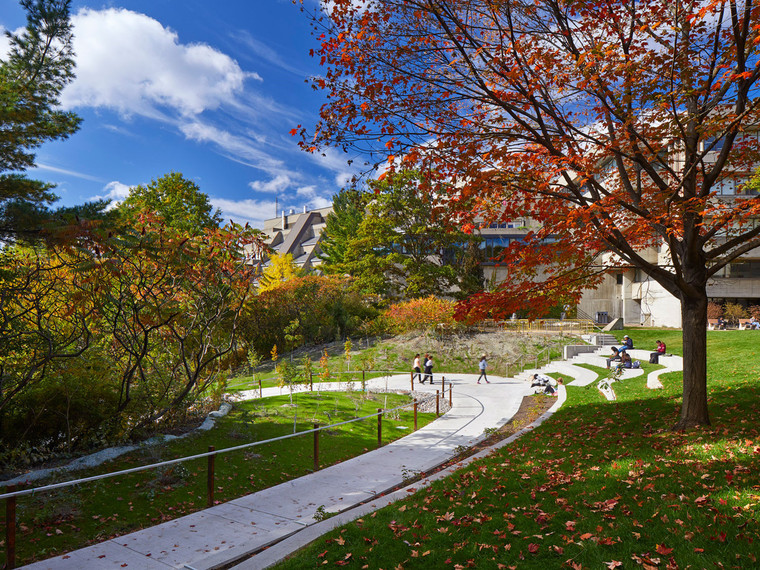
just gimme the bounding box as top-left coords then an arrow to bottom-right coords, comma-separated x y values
259,378 -> 263,398
377,408 -> 382,448
313,423 -> 320,471
207,446 -> 216,508
410,371 -> 414,391
441,376 -> 445,395
436,390 -> 440,417
414,400 -> 418,431
5,484 -> 16,570
310,371 -> 313,391
449,384 -> 453,407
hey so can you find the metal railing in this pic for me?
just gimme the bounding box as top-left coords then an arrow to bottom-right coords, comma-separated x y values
1,384 -> 449,569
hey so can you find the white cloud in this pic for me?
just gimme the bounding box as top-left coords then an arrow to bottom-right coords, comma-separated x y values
249,174 -> 293,194
180,120 -> 286,174
62,8 -> 258,118
92,181 -> 133,208
211,197 -> 277,228
35,163 -> 105,182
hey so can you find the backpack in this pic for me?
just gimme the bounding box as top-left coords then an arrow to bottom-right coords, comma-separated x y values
632,360 -> 641,369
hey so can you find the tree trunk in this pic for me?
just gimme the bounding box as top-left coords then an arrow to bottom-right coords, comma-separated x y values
676,291 -> 710,429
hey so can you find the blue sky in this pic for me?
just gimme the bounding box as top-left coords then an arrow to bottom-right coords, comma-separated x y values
1,0 -> 362,227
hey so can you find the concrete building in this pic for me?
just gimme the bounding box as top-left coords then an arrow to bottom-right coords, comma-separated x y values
255,206 -> 332,271
577,135 -> 760,328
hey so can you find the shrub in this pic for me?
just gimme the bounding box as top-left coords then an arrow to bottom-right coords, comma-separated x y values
707,301 -> 723,319
724,302 -> 747,324
382,296 -> 457,334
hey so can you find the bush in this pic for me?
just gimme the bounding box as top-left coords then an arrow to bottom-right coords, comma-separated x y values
382,296 -> 457,334
723,302 -> 746,324
707,301 -> 723,319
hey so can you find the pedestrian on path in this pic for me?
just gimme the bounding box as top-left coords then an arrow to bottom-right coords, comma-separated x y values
423,354 -> 434,384
477,354 -> 490,383
412,353 -> 422,382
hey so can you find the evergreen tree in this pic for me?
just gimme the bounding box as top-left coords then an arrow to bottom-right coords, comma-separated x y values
320,187 -> 366,273
0,0 -> 82,242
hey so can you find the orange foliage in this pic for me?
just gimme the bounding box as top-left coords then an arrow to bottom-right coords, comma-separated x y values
382,296 -> 456,334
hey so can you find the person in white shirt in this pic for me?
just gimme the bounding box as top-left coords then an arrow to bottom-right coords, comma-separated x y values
412,354 -> 422,382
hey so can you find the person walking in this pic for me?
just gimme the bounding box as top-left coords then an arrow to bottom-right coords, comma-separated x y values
423,354 -> 434,384
477,354 -> 490,384
412,353 -> 422,383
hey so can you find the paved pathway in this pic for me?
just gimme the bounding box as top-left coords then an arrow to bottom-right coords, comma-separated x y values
21,374 -> 535,570
20,348 -> 683,570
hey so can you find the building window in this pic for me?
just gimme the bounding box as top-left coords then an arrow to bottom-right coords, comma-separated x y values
616,273 -> 624,285
728,261 -> 760,278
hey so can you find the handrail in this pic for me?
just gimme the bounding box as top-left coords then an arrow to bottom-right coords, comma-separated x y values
0,393 -> 438,502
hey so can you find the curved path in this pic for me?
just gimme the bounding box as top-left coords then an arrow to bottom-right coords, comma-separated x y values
19,349 -> 683,570
22,373 -> 540,570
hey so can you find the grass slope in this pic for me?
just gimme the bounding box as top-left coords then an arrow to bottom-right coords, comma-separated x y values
3,391 -> 435,565
275,330 -> 760,569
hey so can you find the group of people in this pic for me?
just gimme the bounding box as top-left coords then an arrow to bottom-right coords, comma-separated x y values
606,335 -> 667,368
413,353 -> 491,384
412,353 -> 436,384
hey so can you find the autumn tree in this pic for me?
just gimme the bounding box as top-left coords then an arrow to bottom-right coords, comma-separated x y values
118,172 -> 223,233
258,252 -> 301,292
0,0 -> 82,242
301,0 -> 760,429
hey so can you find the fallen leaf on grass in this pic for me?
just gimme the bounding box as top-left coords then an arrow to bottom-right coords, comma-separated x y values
605,562 -> 623,569
655,544 -> 673,555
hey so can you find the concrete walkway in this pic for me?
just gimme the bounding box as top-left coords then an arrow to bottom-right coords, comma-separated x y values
22,373 -> 538,570
18,347 -> 685,570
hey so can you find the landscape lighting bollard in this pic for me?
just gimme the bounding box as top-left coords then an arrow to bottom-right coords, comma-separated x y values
313,423 -> 320,471
377,408 -> 383,448
414,400 -> 418,431
207,446 -> 216,508
5,484 -> 16,569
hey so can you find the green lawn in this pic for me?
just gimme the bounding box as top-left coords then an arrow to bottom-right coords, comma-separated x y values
275,330 -> 760,568
3,391 -> 436,566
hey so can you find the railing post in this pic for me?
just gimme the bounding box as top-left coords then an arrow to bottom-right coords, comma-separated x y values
5,484 -> 16,570
259,378 -> 263,398
310,371 -> 313,391
441,376 -> 445,395
449,384 -> 453,407
207,446 -> 216,508
377,408 -> 382,448
313,423 -> 320,471
436,390 -> 440,417
410,371 -> 414,391
413,400 -> 418,431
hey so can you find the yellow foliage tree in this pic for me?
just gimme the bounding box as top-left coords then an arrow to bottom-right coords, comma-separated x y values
258,253 -> 299,292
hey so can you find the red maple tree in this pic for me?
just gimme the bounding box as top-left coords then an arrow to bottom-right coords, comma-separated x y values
300,0 -> 760,429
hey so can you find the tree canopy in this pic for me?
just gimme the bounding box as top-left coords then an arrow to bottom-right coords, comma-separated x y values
322,170 -> 482,301
302,0 -> 760,428
118,172 -> 223,233
0,0 -> 82,242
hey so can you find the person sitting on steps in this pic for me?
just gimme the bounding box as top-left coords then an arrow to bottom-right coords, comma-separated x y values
606,346 -> 621,369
